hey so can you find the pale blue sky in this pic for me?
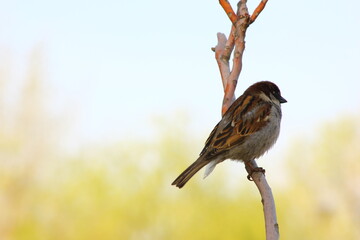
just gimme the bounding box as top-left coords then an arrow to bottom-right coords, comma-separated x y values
1,0 -> 360,152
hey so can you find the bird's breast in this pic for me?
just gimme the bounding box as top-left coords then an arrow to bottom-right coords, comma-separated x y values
229,105 -> 281,162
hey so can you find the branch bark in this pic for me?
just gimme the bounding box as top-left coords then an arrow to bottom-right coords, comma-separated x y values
219,0 -> 238,24
250,0 -> 268,23
213,1 -> 279,239
245,160 -> 280,240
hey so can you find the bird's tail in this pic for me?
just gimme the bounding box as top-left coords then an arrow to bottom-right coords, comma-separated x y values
172,158 -> 208,188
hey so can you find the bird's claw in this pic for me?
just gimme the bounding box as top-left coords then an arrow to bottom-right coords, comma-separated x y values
247,167 -> 266,181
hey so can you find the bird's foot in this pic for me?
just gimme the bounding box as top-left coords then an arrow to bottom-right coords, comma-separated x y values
246,167 -> 266,181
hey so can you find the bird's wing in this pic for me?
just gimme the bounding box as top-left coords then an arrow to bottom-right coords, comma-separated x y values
200,95 -> 272,158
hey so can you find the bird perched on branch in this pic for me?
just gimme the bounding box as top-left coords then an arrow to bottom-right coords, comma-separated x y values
172,81 -> 287,188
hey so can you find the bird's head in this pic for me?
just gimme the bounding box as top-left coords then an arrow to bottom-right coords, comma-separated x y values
245,81 -> 287,104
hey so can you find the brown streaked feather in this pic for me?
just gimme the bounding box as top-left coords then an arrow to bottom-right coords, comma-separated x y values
200,95 -> 272,158
171,157 -> 209,188
202,123 -> 219,150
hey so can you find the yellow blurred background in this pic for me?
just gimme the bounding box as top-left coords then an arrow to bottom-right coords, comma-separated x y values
2,0 -> 360,239
0,49 -> 359,239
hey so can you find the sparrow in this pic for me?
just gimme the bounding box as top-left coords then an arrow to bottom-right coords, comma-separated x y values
172,81 -> 287,188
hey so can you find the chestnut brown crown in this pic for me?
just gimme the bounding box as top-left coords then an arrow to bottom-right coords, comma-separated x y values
245,81 -> 287,104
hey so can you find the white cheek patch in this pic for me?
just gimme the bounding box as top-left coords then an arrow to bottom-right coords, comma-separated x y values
259,92 -> 271,102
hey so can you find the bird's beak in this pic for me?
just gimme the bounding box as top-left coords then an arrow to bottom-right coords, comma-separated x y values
278,95 -> 287,104
274,92 -> 287,104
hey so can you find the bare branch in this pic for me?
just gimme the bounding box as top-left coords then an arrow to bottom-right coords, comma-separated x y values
245,160 -> 279,240
214,1 -> 279,239
219,0 -> 238,24
250,0 -> 269,23
221,0 -> 250,115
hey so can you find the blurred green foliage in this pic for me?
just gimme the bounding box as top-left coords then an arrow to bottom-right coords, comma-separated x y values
1,51 -> 359,239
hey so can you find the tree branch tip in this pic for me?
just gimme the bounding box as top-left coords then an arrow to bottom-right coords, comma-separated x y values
217,33 -> 228,42
237,0 -> 245,8
211,47 -> 216,52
